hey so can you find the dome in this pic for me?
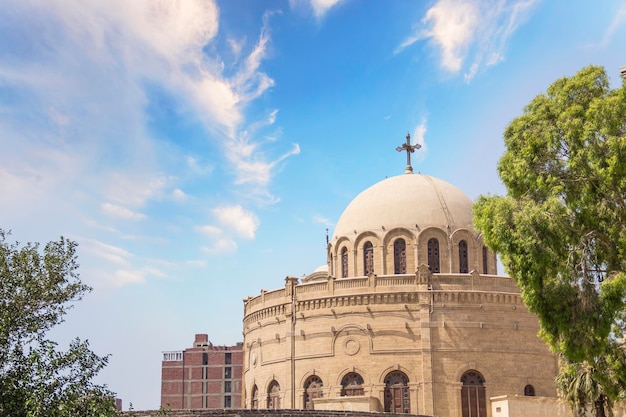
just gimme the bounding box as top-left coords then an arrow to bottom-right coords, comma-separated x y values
332,173 -> 474,241
302,264 -> 328,283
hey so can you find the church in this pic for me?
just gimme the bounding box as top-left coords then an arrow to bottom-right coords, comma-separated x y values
241,135 -> 559,417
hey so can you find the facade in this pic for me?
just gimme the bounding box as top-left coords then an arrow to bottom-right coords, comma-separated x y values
242,159 -> 558,417
161,334 -> 243,410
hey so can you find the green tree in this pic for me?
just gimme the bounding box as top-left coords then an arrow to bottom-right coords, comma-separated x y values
0,229 -> 119,416
555,355 -> 624,417
474,66 -> 626,415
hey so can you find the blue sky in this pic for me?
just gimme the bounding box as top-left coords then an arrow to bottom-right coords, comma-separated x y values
1,0 -> 624,410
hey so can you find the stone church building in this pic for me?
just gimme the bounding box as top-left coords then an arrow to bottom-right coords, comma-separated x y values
242,138 -> 559,417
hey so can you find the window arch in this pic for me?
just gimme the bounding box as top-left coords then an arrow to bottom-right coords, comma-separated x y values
303,375 -> 323,410
384,371 -> 410,413
341,247 -> 348,278
363,241 -> 374,275
267,380 -> 280,409
461,370 -> 486,417
459,240 -> 469,273
251,384 -> 259,409
393,239 -> 407,274
427,238 -> 440,273
482,246 -> 488,274
341,372 -> 364,397
524,384 -> 535,396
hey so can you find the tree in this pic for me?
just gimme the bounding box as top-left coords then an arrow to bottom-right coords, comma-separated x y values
474,66 -> 626,415
556,355 -> 622,417
0,229 -> 119,416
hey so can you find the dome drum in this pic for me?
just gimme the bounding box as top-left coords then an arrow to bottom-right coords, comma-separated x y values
328,228 -> 496,278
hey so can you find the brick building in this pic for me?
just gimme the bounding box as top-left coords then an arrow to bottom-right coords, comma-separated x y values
161,334 -> 243,409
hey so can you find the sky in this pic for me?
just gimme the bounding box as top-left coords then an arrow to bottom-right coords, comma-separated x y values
1,0 -> 625,410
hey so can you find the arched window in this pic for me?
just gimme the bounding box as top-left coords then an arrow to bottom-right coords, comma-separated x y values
384,371 -> 410,413
482,246 -> 488,274
303,375 -> 323,410
524,384 -> 535,396
267,380 -> 280,409
251,384 -> 259,409
341,247 -> 348,278
394,239 -> 407,274
363,241 -> 374,275
461,370 -> 486,417
341,372 -> 364,397
427,238 -> 440,273
459,240 -> 469,273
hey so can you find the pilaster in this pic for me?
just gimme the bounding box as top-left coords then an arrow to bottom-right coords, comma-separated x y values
418,289 -> 434,415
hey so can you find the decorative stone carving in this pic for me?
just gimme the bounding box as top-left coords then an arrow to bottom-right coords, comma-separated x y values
343,337 -> 361,356
417,263 -> 431,284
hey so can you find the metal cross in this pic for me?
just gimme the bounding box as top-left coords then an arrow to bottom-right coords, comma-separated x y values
396,132 -> 421,174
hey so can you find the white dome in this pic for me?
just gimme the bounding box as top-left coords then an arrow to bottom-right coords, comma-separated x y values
332,173 -> 474,240
302,265 -> 329,283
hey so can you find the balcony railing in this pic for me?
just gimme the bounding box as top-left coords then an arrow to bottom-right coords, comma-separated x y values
243,273 -> 518,317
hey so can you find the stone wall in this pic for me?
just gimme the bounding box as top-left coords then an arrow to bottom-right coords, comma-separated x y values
127,409 -> 434,417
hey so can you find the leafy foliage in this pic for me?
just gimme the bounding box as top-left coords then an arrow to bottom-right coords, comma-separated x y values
556,355 -> 625,417
474,66 -> 626,414
0,230 -> 119,416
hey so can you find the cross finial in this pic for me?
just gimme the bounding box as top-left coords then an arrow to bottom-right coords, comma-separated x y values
396,132 -> 421,174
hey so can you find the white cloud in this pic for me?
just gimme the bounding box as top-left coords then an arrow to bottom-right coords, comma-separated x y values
213,205 -> 259,239
289,0 -> 345,19
171,188 -> 187,201
413,120 -> 427,149
81,247 -> 168,288
107,269 -> 148,288
395,34 -> 422,55
125,0 -> 219,62
412,119 -> 428,164
83,219 -> 119,234
233,16 -> 274,102
313,215 -> 333,227
101,203 -> 146,220
397,0 -> 539,81
47,106 -> 71,127
214,13 -> 299,191
202,239 -> 238,255
588,3 -> 626,48
267,109 -> 279,125
227,36 -> 246,60
229,142 -> 301,187
186,156 -> 214,176
185,259 -> 208,268
80,238 -> 133,266
0,168 -> 36,200
311,0 -> 344,19
0,0 -> 298,243
196,225 -> 223,236
104,173 -> 168,209
77,237 -> 170,288
195,221 -> 241,256
422,0 -> 480,72
142,266 -> 167,279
